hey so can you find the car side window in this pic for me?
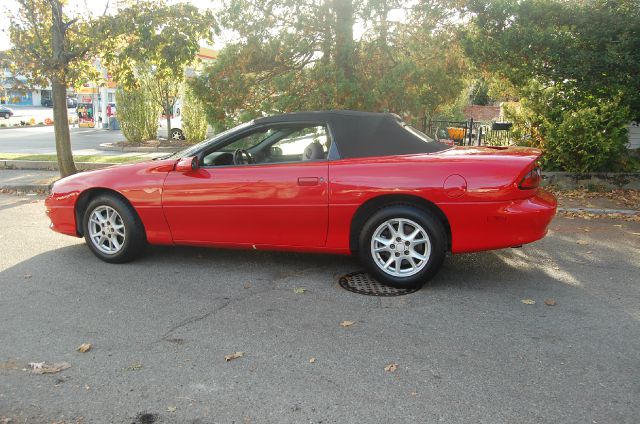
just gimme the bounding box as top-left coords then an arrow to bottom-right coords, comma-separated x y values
221,128 -> 275,152
267,126 -> 329,163
202,124 -> 330,167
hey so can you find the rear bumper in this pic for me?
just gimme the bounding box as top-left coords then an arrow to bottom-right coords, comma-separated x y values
442,189 -> 557,254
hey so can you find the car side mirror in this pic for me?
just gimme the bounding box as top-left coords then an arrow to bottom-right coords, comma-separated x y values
175,156 -> 198,172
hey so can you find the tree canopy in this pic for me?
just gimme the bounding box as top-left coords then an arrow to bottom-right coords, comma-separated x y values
463,0 -> 640,171
191,0 -> 468,131
8,0 -> 115,176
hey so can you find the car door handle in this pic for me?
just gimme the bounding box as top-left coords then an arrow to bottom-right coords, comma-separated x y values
298,177 -> 321,186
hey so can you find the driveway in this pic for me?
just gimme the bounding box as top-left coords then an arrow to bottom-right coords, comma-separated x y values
0,193 -> 639,423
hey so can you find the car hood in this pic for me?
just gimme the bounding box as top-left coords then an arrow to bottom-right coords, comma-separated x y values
51,159 -> 177,193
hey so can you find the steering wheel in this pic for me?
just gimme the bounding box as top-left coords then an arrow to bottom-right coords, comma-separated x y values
233,149 -> 253,165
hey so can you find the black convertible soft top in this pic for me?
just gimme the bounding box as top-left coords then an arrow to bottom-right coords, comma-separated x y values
255,110 -> 450,159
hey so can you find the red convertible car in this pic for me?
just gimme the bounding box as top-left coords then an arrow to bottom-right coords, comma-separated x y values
45,111 -> 556,288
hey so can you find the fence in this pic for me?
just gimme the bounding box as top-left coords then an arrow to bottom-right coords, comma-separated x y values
421,118 -> 514,146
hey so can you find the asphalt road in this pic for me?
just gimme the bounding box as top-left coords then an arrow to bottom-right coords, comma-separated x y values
0,193 -> 639,423
0,126 -> 124,155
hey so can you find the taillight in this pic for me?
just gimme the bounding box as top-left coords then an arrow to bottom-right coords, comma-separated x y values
519,167 -> 541,189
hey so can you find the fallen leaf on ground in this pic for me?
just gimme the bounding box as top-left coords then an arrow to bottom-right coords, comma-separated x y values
576,240 -> 588,245
410,391 -> 418,396
224,352 -> 244,362
586,251 -> 593,254
0,359 -> 22,370
125,362 -> 143,371
77,343 -> 92,353
29,361 -> 71,374
339,320 -> 356,327
167,406 -> 177,413
544,298 -> 557,306
613,224 -> 623,228
384,363 -> 398,372
309,357 -> 316,364
243,283 -> 252,289
293,287 -> 306,294
631,232 -> 640,236
521,299 -> 536,305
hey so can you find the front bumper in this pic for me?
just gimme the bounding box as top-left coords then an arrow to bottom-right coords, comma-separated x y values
45,192 -> 80,237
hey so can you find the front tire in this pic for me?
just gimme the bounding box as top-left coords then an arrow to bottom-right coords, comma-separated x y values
82,194 -> 146,263
358,205 -> 447,289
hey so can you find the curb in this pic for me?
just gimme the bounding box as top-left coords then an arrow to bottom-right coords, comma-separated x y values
0,124 -> 51,130
0,160 -> 117,171
557,207 -> 640,216
0,184 -> 52,194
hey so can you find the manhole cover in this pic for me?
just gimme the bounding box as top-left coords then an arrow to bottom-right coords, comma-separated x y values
133,413 -> 158,424
338,271 -> 420,296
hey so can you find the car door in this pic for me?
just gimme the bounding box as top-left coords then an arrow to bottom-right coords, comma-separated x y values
161,124 -> 330,248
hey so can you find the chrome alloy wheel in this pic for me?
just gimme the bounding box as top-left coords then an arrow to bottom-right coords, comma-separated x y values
87,205 -> 126,255
370,218 -> 431,277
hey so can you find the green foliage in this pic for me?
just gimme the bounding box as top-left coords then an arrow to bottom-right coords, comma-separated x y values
115,81 -> 160,143
468,78 -> 490,105
463,0 -> 640,171
544,99 -> 631,173
102,0 -> 216,133
504,90 -> 632,172
7,0 -> 110,88
191,0 -> 468,130
181,85 -> 208,144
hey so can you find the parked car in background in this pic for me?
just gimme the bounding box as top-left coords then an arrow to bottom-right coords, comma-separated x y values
158,117 -> 186,141
41,97 -> 78,108
45,111 -> 557,289
0,106 -> 14,119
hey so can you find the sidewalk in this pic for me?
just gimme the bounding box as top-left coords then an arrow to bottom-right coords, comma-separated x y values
0,169 -> 59,193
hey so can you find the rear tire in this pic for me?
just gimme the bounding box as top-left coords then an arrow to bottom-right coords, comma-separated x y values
358,205 -> 447,289
82,194 -> 146,263
170,128 -> 185,141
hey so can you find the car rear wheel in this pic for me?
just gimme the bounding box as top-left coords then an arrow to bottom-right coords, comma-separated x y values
170,128 -> 185,141
358,205 -> 446,289
2,113 -> 9,119
82,194 -> 146,263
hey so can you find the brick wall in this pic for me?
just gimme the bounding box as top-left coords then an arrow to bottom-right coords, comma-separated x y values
463,105 -> 501,121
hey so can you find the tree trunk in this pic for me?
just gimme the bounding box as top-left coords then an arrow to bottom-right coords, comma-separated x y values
50,0 -> 76,177
165,102 -> 172,141
332,0 -> 355,107
332,0 -> 354,78
52,77 -> 76,177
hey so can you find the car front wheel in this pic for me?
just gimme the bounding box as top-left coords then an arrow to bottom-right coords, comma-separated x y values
358,205 -> 447,289
82,194 -> 146,263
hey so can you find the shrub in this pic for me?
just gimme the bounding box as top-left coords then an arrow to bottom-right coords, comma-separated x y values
116,82 -> 160,143
181,85 -> 208,144
544,99 -> 631,172
504,87 -> 633,172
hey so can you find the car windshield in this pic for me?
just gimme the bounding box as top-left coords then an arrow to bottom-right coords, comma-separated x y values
167,121 -> 254,159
